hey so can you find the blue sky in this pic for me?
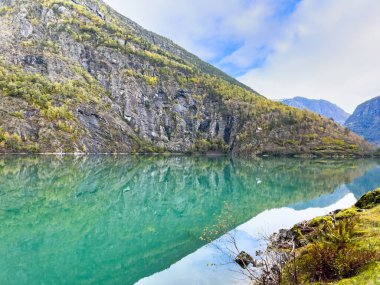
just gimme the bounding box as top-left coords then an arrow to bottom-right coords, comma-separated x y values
104,0 -> 380,113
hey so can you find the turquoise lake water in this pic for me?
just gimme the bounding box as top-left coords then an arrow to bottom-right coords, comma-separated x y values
0,156 -> 380,285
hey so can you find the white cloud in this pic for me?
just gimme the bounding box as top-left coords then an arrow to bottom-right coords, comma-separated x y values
104,0 -> 380,113
104,0 -> 241,60
103,0 -> 293,66
239,0 -> 380,113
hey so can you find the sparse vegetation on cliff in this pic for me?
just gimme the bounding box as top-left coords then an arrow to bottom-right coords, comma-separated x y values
0,0 -> 374,154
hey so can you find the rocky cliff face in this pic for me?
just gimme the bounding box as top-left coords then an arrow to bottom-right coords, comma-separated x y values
0,0 -> 372,155
345,96 -> 380,145
281,97 -> 350,125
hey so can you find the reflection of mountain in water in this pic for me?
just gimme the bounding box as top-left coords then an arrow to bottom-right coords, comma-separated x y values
346,166 -> 380,198
290,185 -> 351,210
0,156 -> 378,285
290,160 -> 380,210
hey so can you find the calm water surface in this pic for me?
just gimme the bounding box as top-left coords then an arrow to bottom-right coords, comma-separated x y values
0,156 -> 379,285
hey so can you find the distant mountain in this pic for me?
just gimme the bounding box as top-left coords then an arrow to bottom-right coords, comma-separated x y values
345,96 -> 380,145
281,97 -> 350,125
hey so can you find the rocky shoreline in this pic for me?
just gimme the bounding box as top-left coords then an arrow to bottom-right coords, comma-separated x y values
271,189 -> 380,250
234,189 -> 380,284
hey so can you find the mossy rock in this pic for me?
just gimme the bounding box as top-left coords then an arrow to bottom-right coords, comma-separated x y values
336,208 -> 358,220
355,189 -> 380,209
308,215 -> 333,227
291,225 -> 303,238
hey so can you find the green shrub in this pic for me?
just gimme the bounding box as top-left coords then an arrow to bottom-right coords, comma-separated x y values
26,142 -> 40,153
144,76 -> 158,86
299,240 -> 378,282
2,133 -> 22,151
295,217 -> 379,282
57,120 -> 76,133
10,111 -> 24,119
42,105 -> 73,121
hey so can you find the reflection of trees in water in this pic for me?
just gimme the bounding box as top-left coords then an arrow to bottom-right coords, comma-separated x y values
0,156 -> 378,284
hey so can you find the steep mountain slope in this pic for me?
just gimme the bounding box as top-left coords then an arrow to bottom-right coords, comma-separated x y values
345,96 -> 380,145
281,97 -> 350,125
0,0 -> 372,155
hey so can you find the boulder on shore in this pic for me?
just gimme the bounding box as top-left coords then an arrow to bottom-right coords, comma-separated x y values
355,188 -> 380,209
234,251 -> 255,269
